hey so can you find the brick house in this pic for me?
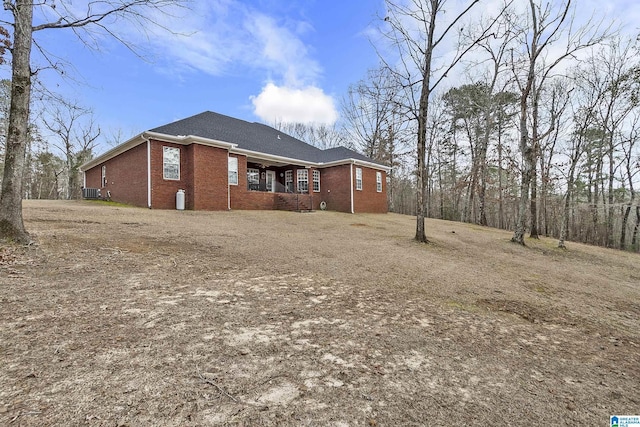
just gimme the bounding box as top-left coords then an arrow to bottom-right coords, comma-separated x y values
81,111 -> 389,213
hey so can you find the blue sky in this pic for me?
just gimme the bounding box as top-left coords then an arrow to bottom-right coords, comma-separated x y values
2,0 -> 640,155
19,0 -> 386,152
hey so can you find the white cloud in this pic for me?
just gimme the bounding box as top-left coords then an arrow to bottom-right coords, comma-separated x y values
246,14 -> 322,86
251,83 -> 338,125
130,1 -> 335,124
135,2 -> 323,84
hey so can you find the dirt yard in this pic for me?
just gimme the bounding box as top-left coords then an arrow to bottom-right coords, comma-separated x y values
1,200 -> 639,426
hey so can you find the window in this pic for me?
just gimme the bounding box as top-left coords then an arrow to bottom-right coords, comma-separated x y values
376,171 -> 382,192
101,165 -> 107,187
163,146 -> 180,180
228,156 -> 238,185
297,169 -> 309,193
247,168 -> 259,190
355,167 -> 362,190
313,170 -> 320,192
285,170 -> 293,192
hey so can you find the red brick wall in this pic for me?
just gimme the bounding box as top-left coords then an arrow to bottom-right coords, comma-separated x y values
312,165 -> 387,213
85,139 -> 387,213
353,166 -> 387,213
316,165 -> 352,213
235,191 -> 277,210
150,140 -> 190,209
84,142 -> 148,207
230,155 -> 278,210
229,154 -> 244,209
191,144 -> 229,210
85,166 -> 101,189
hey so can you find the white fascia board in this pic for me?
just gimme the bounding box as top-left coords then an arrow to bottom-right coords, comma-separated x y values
143,132 -> 237,150
81,129 -> 387,174
80,132 -> 237,172
230,147 -> 316,167
317,158 -> 391,173
231,148 -> 388,172
80,134 -> 147,171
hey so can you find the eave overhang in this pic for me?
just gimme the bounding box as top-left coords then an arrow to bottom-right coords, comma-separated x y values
80,132 -> 390,173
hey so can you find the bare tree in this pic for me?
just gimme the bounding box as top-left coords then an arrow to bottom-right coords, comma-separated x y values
0,79 -> 10,177
342,66 -> 403,162
380,0 -> 502,242
271,121 -> 346,150
341,65 -> 414,212
591,39 -> 638,247
508,0 -> 609,245
42,100 -> 101,199
0,0 -> 187,243
557,82 -> 598,248
619,111 -> 639,250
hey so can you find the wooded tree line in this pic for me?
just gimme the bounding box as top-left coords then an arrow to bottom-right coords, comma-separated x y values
337,0 -> 640,252
0,79 -> 100,201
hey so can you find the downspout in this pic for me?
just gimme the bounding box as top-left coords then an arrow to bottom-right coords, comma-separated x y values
227,153 -> 231,210
145,135 -> 151,208
350,163 -> 354,214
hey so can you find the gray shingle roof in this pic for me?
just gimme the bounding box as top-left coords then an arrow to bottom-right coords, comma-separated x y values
149,111 -> 382,165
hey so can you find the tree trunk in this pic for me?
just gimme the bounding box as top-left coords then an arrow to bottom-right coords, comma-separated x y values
529,167 -> 539,238
558,168 -> 576,249
591,157 -> 600,244
0,0 -> 33,243
498,127 -> 504,229
512,147 -> 533,245
415,106 -> 428,242
607,142 -> 615,248
619,205 -> 630,249
512,87 -> 533,245
477,119 -> 489,226
414,4 -> 436,244
558,191 -> 570,249
631,206 -> 640,250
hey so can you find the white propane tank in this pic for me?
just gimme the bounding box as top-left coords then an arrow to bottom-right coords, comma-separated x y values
176,189 -> 185,210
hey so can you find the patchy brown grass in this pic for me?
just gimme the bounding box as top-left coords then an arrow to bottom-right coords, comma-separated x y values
1,200 -> 638,426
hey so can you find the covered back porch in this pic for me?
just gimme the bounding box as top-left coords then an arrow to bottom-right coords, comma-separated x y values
237,159 -> 317,212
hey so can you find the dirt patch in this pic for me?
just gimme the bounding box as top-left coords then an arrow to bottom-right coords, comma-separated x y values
1,200 -> 639,426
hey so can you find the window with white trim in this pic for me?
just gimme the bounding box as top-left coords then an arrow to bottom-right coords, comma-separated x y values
285,170 -> 293,192
228,157 -> 238,185
297,169 -> 309,193
101,165 -> 107,187
376,171 -> 382,192
247,168 -> 259,190
355,167 -> 362,190
313,170 -> 320,192
163,146 -> 180,180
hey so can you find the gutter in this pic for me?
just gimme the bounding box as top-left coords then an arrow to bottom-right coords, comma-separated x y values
230,147 -> 316,168
350,163 -> 354,214
145,136 -> 151,208
143,132 -> 237,150
227,153 -> 231,211
80,132 -> 237,172
81,130 -> 389,174
319,158 -> 391,173
80,134 -> 147,171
